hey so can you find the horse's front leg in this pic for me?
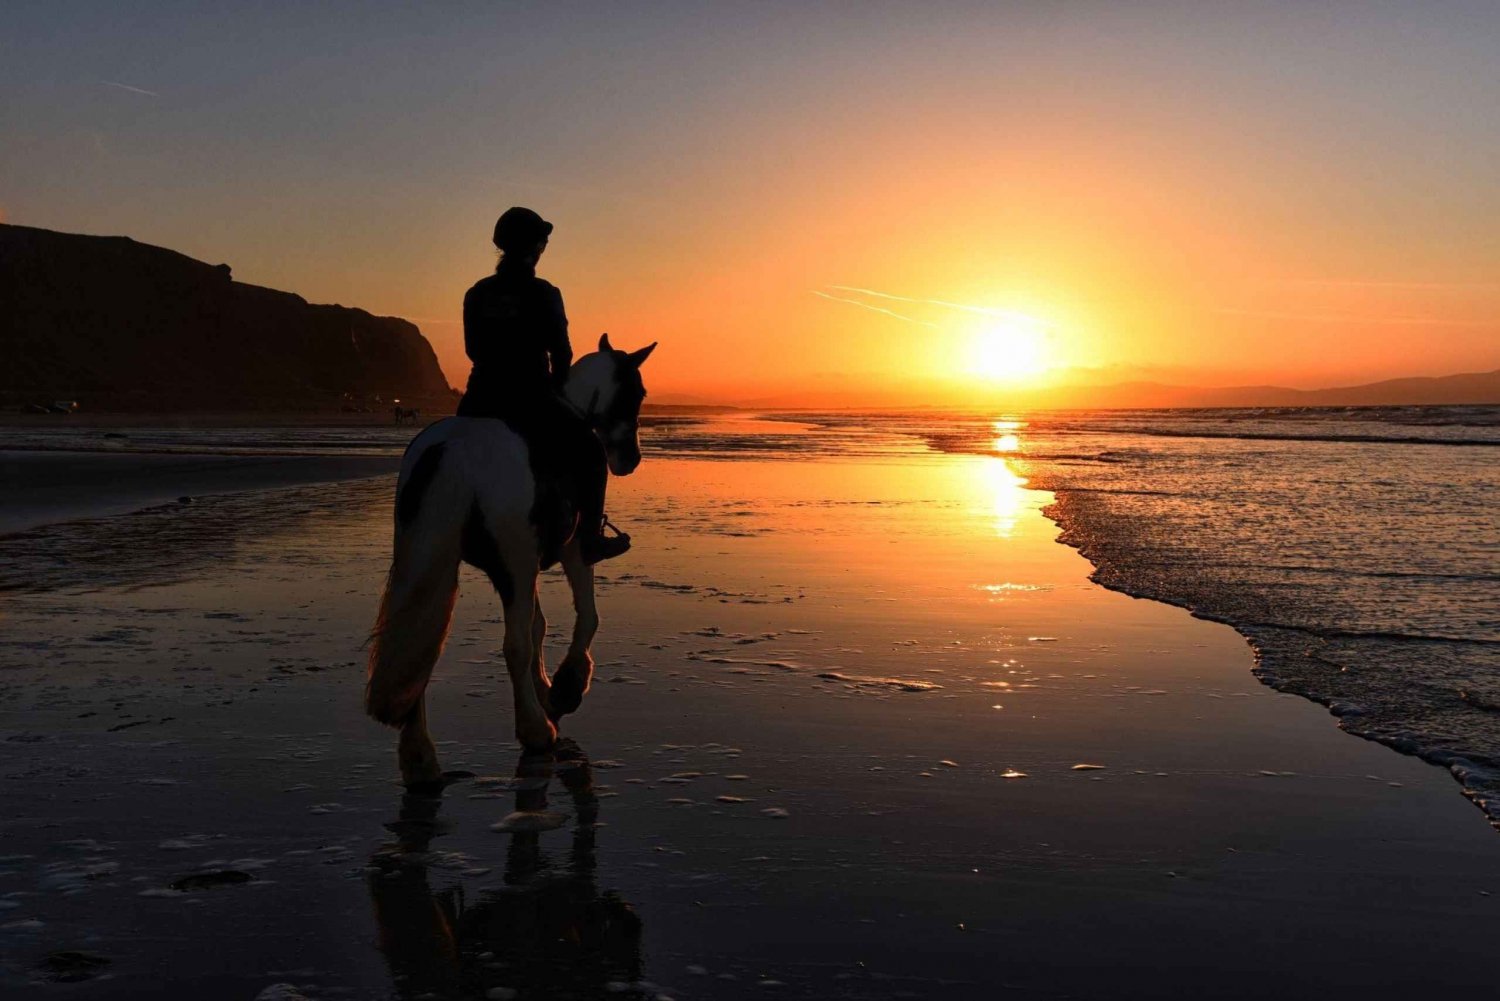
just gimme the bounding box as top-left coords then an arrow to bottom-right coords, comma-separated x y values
530,597 -> 551,717
504,582 -> 557,750
548,543 -> 598,720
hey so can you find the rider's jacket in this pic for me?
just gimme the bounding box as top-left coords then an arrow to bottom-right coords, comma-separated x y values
457,260 -> 571,418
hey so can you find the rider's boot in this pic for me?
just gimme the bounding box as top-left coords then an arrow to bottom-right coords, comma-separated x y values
579,515 -> 631,565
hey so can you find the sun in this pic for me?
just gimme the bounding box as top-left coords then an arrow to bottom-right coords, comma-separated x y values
969,313 -> 1050,382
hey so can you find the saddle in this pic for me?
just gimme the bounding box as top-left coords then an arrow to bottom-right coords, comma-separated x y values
456,392 -> 618,568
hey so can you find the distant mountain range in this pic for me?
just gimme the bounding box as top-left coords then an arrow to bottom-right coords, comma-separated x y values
991,369 -> 1500,410
653,367 -> 1500,411
0,224 -> 454,412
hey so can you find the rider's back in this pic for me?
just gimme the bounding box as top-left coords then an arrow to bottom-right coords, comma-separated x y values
457,262 -> 571,419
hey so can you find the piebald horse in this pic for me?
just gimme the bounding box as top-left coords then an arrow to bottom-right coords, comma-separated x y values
366,334 -> 655,786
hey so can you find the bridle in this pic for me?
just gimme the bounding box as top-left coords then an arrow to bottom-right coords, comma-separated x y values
564,354 -> 643,437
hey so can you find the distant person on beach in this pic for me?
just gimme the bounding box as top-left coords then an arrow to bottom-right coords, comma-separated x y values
455,206 -> 631,564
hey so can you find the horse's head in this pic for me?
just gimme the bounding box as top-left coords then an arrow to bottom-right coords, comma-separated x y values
564,333 -> 657,476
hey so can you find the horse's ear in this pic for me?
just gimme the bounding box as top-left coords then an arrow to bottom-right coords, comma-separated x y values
627,342 -> 658,368
598,332 -> 613,353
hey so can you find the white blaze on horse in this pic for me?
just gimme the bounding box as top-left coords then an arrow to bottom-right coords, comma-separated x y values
366,334 -> 656,786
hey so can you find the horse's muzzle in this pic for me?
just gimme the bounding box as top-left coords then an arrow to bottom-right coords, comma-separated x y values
607,448 -> 642,476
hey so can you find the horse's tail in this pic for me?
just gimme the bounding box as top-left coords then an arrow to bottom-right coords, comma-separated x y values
365,438 -> 466,727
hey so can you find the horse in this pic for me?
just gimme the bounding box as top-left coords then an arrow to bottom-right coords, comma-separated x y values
393,406 -> 421,426
366,333 -> 656,787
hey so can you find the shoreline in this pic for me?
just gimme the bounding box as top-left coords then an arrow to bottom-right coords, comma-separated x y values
1035,481 -> 1500,831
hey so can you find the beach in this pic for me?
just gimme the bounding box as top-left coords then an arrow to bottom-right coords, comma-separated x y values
2,417 -> 1499,999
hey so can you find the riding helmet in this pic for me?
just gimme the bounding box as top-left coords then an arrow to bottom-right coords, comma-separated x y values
493,206 -> 554,254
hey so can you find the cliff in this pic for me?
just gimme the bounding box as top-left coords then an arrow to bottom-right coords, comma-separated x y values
0,223 -> 455,411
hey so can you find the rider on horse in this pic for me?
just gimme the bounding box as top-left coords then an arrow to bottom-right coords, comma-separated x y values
455,207 -> 631,565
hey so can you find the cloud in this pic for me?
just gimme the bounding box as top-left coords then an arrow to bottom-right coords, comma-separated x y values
102,80 -> 159,97
811,289 -> 937,328
827,285 -> 1045,326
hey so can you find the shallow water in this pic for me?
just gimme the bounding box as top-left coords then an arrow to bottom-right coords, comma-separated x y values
664,406 -> 1500,823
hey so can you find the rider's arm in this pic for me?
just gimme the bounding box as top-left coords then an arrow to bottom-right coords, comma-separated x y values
545,285 -> 573,391
461,284 -> 490,366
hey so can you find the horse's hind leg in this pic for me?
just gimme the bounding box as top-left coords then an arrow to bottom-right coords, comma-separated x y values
397,695 -> 442,789
505,581 -> 557,750
549,543 -> 598,720
367,456 -> 462,788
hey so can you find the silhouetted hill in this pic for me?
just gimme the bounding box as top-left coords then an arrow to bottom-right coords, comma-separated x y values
1270,370 -> 1500,406
0,223 -> 455,411
1013,370 -> 1500,409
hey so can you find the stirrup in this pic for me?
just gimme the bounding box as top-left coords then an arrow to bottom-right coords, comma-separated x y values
581,515 -> 631,565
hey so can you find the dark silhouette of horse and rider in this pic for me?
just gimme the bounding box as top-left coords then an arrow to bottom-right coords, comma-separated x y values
367,208 -> 659,776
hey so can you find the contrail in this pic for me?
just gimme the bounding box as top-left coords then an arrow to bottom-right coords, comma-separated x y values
102,80 -> 160,97
828,285 -> 1046,326
811,290 -> 938,328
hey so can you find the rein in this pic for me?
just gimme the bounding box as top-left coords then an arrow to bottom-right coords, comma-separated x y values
562,387 -> 603,430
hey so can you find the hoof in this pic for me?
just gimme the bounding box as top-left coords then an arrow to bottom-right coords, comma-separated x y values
516,717 -> 558,752
549,654 -> 593,721
399,746 -> 442,789
548,665 -> 588,721
402,777 -> 445,797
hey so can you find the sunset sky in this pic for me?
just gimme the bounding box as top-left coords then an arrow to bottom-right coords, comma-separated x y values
4,2 -> 1497,403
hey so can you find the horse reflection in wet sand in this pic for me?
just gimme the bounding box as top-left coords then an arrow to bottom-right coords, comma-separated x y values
366,335 -> 655,785
367,741 -> 645,999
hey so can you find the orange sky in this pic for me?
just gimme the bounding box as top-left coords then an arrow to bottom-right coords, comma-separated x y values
416,102 -> 1499,402
5,5 -> 1497,403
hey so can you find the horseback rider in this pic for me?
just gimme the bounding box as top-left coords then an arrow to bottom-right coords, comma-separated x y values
455,207 -> 631,565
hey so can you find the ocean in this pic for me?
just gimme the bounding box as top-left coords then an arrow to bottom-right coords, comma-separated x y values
650,405 -> 1500,825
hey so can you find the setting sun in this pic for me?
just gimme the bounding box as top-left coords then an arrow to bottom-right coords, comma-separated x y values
969,313 -> 1051,382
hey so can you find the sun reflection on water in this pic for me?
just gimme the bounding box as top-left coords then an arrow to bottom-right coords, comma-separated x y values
980,455 -> 1030,538
992,418 -> 1026,456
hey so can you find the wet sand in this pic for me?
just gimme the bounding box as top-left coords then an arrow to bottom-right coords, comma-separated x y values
1,449 -> 1498,999
0,450 -> 400,536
